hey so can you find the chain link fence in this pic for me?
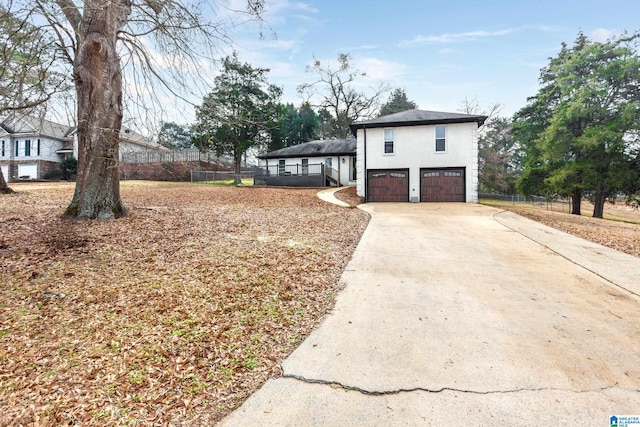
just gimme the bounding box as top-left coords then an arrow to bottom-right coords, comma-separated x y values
479,192 -> 572,212
190,170 -> 254,183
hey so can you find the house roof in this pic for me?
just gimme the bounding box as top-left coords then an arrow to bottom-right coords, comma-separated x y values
66,125 -> 167,151
0,114 -> 74,140
120,127 -> 167,150
258,138 -> 356,159
349,109 -> 488,135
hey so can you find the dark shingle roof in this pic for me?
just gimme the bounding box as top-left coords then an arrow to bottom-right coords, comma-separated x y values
258,138 -> 356,159
350,109 -> 487,135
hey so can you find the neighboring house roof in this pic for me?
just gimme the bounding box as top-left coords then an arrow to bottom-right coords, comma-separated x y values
0,114 -> 74,140
66,125 -> 167,151
349,109 -> 488,135
258,138 -> 356,159
120,127 -> 168,151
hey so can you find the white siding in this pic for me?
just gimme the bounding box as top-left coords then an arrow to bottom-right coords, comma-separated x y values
8,137 -> 64,162
356,122 -> 479,202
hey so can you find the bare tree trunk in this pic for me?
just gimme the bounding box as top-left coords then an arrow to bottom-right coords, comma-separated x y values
592,181 -> 606,219
571,189 -> 582,215
0,171 -> 14,194
234,150 -> 242,185
64,1 -> 130,220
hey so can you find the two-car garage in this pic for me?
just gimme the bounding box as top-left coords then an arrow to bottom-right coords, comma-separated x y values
367,167 -> 465,203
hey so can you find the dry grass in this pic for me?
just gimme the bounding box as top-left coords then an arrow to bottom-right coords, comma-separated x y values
482,198 -> 640,258
0,181 -> 369,426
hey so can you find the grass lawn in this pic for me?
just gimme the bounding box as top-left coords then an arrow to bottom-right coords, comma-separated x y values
0,181 -> 369,425
195,178 -> 254,187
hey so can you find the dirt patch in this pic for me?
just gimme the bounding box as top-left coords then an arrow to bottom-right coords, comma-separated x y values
0,182 -> 369,425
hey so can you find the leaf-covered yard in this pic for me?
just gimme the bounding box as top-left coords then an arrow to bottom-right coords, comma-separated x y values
0,182 -> 369,425
481,199 -> 640,258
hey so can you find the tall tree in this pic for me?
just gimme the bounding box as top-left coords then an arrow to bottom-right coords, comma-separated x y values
0,4 -> 67,115
158,122 -> 192,149
9,1 -> 264,218
268,102 -> 319,151
297,53 -> 390,139
378,88 -> 418,116
514,32 -> 640,218
193,53 -> 281,184
0,3 -> 69,194
478,116 -> 521,193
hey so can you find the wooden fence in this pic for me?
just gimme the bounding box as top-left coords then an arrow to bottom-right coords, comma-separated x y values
119,149 -> 232,168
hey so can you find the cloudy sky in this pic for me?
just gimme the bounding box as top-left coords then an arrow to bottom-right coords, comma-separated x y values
159,0 -> 640,125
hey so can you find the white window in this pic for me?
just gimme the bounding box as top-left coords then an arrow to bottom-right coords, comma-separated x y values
278,159 -> 286,175
435,126 -> 446,152
384,129 -> 394,154
25,140 -> 31,157
1,140 -> 4,157
15,141 -> 19,157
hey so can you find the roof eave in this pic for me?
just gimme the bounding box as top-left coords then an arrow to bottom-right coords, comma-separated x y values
257,150 -> 355,160
351,116 -> 488,131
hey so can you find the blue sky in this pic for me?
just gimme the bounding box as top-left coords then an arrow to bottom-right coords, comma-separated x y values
219,0 -> 640,119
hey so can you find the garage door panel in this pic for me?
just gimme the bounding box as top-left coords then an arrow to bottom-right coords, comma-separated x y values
420,168 -> 465,202
1,165 -> 8,182
18,163 -> 38,180
367,169 -> 409,202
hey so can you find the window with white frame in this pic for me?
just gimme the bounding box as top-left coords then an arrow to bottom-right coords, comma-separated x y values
37,139 -> 41,156
384,129 -> 394,154
435,126 -> 446,152
25,140 -> 31,157
1,140 -> 4,157
15,141 -> 19,156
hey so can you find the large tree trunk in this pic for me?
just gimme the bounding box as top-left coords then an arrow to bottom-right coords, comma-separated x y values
570,189 -> 582,215
64,1 -> 130,220
0,170 -> 14,194
233,150 -> 242,185
592,181 -> 606,219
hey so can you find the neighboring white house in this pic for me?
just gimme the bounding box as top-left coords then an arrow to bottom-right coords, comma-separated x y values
66,125 -> 168,164
0,114 -> 75,182
350,110 -> 486,203
256,139 -> 356,187
0,113 -> 165,182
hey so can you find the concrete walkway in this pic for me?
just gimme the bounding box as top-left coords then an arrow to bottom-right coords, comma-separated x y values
219,203 -> 640,426
316,186 -> 352,207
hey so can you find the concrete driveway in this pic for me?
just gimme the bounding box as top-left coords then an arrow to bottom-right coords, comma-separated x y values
220,203 -> 640,426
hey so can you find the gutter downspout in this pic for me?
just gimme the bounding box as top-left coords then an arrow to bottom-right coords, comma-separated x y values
363,126 -> 367,202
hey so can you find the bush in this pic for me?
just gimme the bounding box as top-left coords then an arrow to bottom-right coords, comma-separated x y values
60,157 -> 77,180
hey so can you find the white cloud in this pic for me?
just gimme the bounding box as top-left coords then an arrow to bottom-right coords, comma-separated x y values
354,57 -> 408,80
261,0 -> 319,26
590,28 -> 621,42
401,28 -> 516,46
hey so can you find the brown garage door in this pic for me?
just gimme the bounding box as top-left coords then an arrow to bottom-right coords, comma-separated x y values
420,168 -> 465,202
367,169 -> 409,202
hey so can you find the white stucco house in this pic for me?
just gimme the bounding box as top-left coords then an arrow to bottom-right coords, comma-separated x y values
350,110 -> 487,202
255,139 -> 356,187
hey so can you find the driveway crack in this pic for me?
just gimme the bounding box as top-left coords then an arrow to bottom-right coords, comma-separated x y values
282,373 -> 624,396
